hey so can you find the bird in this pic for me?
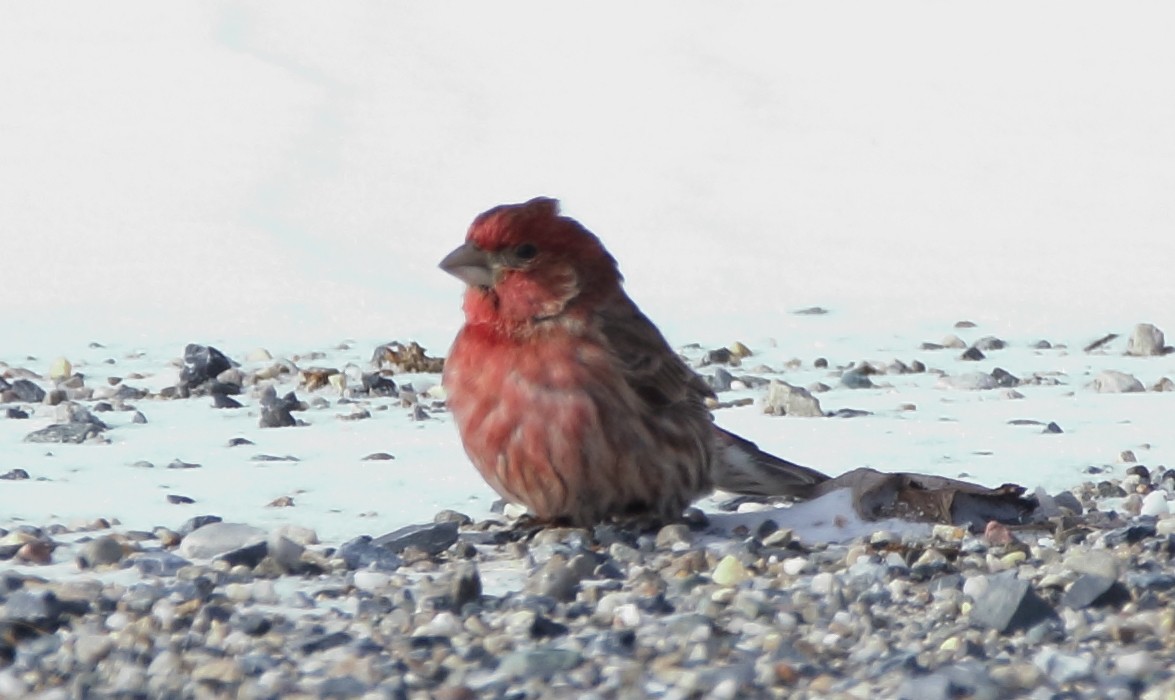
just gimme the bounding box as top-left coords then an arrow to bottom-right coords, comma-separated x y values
440,197 -> 829,526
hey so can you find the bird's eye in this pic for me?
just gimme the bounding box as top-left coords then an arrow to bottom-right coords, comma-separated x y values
514,243 -> 538,261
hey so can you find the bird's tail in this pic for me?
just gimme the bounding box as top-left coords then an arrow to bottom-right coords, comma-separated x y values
712,427 -> 830,499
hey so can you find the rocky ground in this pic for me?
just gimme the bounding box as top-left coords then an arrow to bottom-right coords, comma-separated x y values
3,323 -> 1175,699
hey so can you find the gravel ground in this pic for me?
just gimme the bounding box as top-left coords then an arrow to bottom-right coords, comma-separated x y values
3,329 -> 1175,699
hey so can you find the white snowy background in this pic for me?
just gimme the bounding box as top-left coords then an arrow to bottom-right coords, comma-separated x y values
2,2 -> 1174,543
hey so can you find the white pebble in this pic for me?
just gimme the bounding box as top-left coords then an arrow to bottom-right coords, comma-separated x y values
613,603 -> 642,628
1116,650 -> 1156,679
809,572 -> 836,596
1141,490 -> 1171,517
353,569 -> 391,593
782,557 -> 810,576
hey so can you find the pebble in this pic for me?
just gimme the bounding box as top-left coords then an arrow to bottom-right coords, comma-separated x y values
1091,370 -> 1145,393
178,522 -> 266,558
4,337 -> 1175,699
762,380 -> 823,417
1126,323 -> 1166,356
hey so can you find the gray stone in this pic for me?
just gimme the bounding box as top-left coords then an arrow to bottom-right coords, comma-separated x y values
127,551 -> 191,577
499,648 -> 583,678
178,522 -> 266,559
897,662 -> 1000,700
1034,648 -> 1093,684
1062,574 -> 1131,609
76,536 -> 124,568
373,521 -> 459,555
969,572 -> 1057,633
337,536 -> 403,571
1091,370 -> 1145,393
266,534 -> 305,572
763,380 -> 823,417
937,373 -> 997,391
1126,323 -> 1166,356
9,379 -> 46,403
708,367 -> 735,392
840,370 -> 874,389
23,423 -> 103,444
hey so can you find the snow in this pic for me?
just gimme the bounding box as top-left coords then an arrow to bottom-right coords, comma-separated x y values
2,3 -> 1174,546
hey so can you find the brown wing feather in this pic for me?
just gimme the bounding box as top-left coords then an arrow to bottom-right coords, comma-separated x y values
593,294 -> 713,412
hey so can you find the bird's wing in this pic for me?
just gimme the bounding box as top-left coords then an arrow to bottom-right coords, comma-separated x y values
711,426 -> 829,497
594,296 -> 714,411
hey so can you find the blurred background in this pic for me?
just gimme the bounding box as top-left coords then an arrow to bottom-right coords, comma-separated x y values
2,2 -> 1173,357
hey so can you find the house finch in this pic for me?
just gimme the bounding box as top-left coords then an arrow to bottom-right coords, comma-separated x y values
440,197 -> 829,525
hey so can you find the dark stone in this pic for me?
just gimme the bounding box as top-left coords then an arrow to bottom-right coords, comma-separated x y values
703,348 -> 733,365
166,459 -> 202,470
1042,422 -> 1064,434
973,336 -> 1006,351
251,454 -> 299,462
9,379 -> 46,403
217,540 -> 269,568
92,401 -> 114,413
207,381 -> 241,396
960,347 -> 985,361
830,408 -> 872,418
1104,523 -> 1157,546
602,629 -> 637,655
299,631 -> 353,654
337,536 -> 403,571
708,367 -> 735,392
451,564 -> 482,610
1052,491 -> 1083,514
213,394 -> 243,409
166,494 -> 195,504
235,612 -> 272,636
2,590 -> 87,631
227,437 -> 254,447
1125,465 -> 1151,481
990,367 -> 1019,387
259,387 -> 301,428
1096,481 -> 1128,498
23,423 -> 102,444
112,384 -> 148,401
373,521 -> 460,556
0,469 -> 30,480
840,370 -> 874,389
1126,571 -> 1175,593
969,572 -> 1058,633
361,372 -> 398,397
592,523 -> 640,549
179,344 -> 233,389
1062,574 -> 1132,609
530,614 -> 569,639
362,452 -> 396,461
5,407 -> 29,419
131,411 -> 147,424
178,515 -> 223,536
1083,333 -> 1118,353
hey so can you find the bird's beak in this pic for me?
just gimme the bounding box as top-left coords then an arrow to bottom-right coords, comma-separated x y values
439,242 -> 494,288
